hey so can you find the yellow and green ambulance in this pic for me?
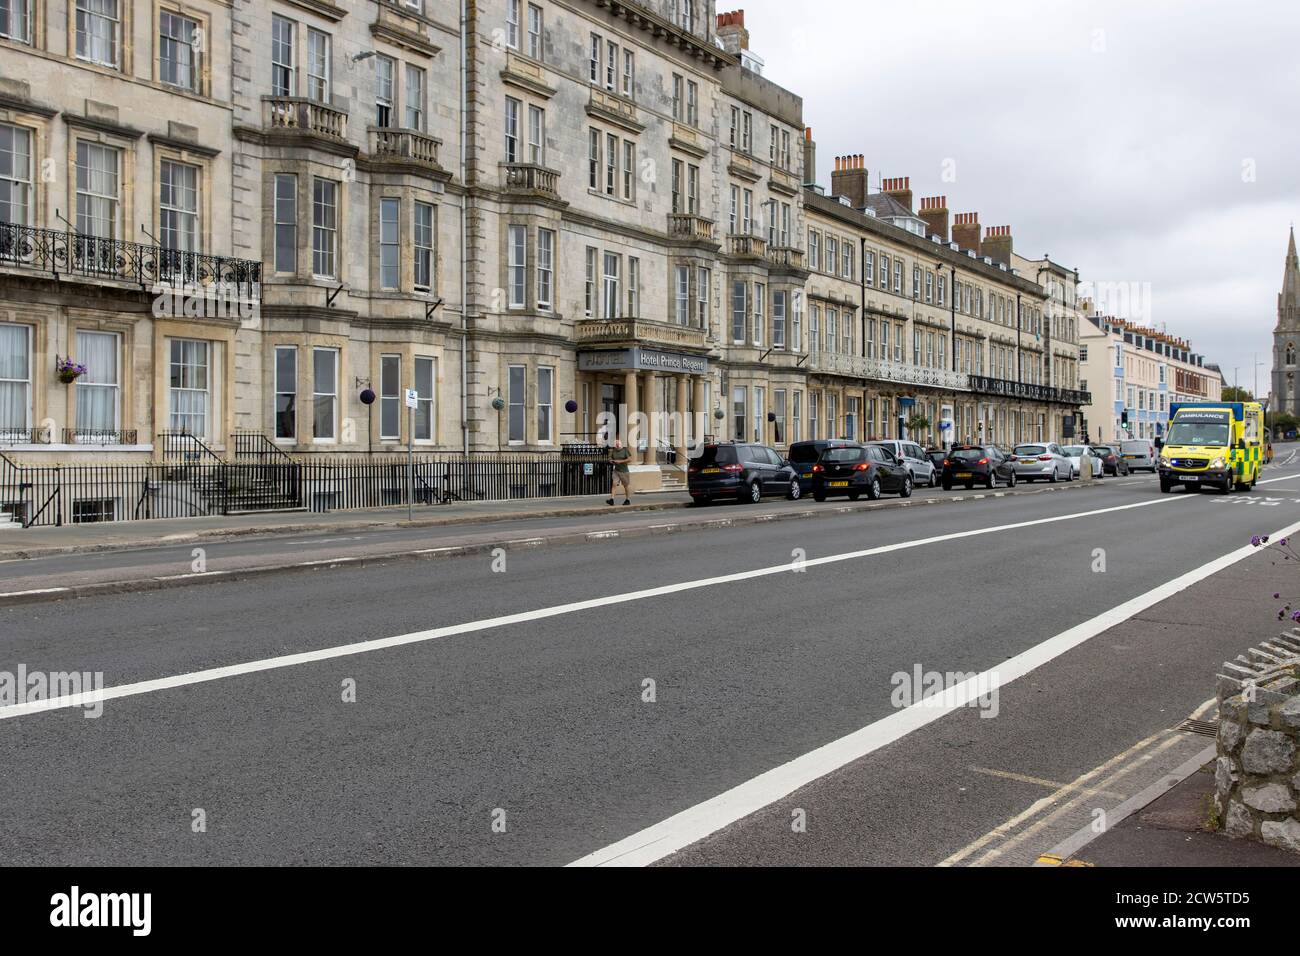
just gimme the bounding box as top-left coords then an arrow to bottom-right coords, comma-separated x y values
1158,402 -> 1264,494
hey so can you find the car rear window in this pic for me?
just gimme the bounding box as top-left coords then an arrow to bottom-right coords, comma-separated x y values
1093,446 -> 1114,455
789,444 -> 822,464
1014,445 -> 1047,456
949,448 -> 986,461
1121,441 -> 1149,453
822,448 -> 864,463
695,446 -> 738,466
1062,446 -> 1086,456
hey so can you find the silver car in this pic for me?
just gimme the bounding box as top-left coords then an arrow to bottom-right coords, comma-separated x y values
1061,444 -> 1104,478
1011,442 -> 1073,482
869,439 -> 938,488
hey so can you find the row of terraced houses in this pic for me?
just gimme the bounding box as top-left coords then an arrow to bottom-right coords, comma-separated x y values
0,0 -> 1104,512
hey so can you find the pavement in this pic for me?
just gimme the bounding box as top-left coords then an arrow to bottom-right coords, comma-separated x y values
1,451 -> 1299,867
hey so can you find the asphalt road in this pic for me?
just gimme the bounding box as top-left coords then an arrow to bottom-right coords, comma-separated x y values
2,453 -> 1299,866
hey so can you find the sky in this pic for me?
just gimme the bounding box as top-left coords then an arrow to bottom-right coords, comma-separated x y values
738,0 -> 1300,397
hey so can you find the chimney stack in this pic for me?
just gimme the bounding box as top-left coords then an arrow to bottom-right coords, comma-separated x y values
983,225 -> 1013,264
716,10 -> 749,55
803,127 -> 816,187
830,154 -> 867,208
918,196 -> 949,242
881,176 -> 913,213
952,212 -> 981,254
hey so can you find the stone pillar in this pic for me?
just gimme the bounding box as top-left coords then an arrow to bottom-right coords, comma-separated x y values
694,378 -> 708,445
623,369 -> 638,451
675,374 -> 689,464
641,371 -> 658,465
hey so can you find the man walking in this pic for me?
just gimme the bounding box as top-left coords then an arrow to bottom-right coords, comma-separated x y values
607,438 -> 632,506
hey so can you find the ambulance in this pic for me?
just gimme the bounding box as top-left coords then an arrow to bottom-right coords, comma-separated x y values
1157,402 -> 1264,494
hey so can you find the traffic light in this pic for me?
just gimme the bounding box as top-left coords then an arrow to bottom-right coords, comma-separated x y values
1121,410 -> 1130,432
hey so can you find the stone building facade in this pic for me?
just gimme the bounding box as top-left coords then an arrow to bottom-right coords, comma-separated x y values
1271,228 -> 1300,416
1,0 -> 1096,497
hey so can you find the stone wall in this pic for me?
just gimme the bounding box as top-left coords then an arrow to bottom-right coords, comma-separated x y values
1214,629 -> 1300,852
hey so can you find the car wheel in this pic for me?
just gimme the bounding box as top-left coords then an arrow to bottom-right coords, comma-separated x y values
787,479 -> 802,500
813,490 -> 826,502
1159,479 -> 1172,494
1008,471 -> 1017,488
900,476 -> 913,498
930,471 -> 939,488
942,481 -> 952,491
965,483 -> 974,490
747,481 -> 762,504
866,477 -> 882,500
1049,469 -> 1058,483
986,471 -> 997,490
695,497 -> 713,506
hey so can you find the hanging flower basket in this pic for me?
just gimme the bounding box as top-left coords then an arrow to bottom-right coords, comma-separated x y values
56,358 -> 88,384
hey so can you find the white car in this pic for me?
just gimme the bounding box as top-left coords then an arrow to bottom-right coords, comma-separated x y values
1011,443 -> 1073,482
1061,444 -> 1104,478
868,440 -> 938,488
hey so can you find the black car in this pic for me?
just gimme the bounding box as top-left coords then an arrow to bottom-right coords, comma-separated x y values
941,444 -> 1018,490
687,443 -> 800,504
925,448 -> 947,475
788,438 -> 862,495
1091,445 -> 1129,476
812,444 -> 913,501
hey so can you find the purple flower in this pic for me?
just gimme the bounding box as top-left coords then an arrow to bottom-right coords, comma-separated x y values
1252,535 -> 1263,547
1275,593 -> 1281,600
1292,611 -> 1300,623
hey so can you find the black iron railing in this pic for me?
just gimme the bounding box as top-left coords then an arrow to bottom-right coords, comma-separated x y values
0,222 -> 262,299
159,431 -> 222,463
61,428 -> 140,445
0,453 -> 613,527
233,431 -> 295,463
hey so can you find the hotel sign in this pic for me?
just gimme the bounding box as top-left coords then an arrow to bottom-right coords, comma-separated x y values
579,348 -> 709,375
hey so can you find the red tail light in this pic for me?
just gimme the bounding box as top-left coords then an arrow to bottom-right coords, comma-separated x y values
688,466 -> 699,473
978,458 -> 989,465
722,464 -> 743,472
812,464 -> 823,473
1038,455 -> 1052,461
942,459 -> 950,467
855,463 -> 870,471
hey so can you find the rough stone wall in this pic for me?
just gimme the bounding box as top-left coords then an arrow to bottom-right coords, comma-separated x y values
1215,630 -> 1300,852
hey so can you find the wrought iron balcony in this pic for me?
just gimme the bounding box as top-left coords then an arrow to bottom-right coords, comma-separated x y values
62,428 -> 140,445
502,162 -> 560,198
667,213 -> 716,242
369,126 -> 443,168
805,352 -> 972,391
0,223 -> 262,299
968,375 -> 1092,405
263,96 -> 348,139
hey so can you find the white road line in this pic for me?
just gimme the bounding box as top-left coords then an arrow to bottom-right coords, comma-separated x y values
0,493 -> 1196,722
566,512 -> 1300,867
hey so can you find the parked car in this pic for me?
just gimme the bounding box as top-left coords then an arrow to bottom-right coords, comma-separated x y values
1061,444 -> 1105,478
812,444 -> 913,501
926,448 -> 947,475
1010,442 -> 1073,482
1091,445 -> 1130,476
1119,438 -> 1157,473
788,439 -> 861,495
869,439 -> 938,487
941,444 -> 1018,490
688,443 -> 800,504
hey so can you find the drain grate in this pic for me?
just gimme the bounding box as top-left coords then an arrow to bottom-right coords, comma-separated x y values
1176,718 -> 1219,737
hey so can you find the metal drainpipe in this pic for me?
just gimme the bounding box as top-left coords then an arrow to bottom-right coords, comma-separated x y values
459,0 -> 469,455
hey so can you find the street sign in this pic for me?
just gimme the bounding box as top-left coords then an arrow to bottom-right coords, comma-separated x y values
404,388 -> 419,409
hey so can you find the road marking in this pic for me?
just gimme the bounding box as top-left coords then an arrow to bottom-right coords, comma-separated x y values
586,531 -> 619,539
0,492 -> 1205,722
966,766 -> 1127,801
566,515 -> 1300,867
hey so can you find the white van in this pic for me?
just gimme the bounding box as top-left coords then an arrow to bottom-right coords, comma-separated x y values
1119,438 -> 1157,473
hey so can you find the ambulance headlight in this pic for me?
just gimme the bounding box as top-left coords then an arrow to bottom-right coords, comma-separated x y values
1158,456 -> 1170,467
1211,457 -> 1226,469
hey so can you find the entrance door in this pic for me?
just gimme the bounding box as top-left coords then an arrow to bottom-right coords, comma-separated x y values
601,384 -> 623,443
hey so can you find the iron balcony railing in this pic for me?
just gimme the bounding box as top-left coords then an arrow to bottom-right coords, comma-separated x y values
62,428 -> 140,445
0,222 -> 262,299
968,375 -> 1092,406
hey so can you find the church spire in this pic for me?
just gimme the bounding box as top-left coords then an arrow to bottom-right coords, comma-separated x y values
1280,227 -> 1300,332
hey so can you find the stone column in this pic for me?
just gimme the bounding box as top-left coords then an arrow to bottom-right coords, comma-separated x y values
675,374 -> 689,464
694,377 -> 708,445
641,371 -> 658,465
623,369 -> 638,451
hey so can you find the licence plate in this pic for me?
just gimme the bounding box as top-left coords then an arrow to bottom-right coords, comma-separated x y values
1018,459 -> 1035,464
1182,476 -> 1199,482
956,472 -> 972,479
702,467 -> 720,474
830,481 -> 849,488
801,472 -> 812,478
1124,455 -> 1137,459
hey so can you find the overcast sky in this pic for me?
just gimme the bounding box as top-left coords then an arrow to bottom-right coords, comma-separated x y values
740,0 -> 1300,396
